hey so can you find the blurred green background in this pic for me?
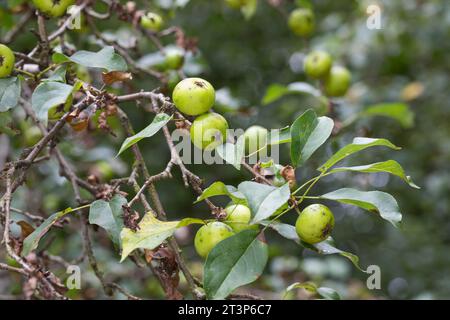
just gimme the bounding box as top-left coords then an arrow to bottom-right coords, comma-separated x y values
1,0 -> 449,299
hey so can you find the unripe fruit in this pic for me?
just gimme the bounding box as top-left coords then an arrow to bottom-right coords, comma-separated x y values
172,77 -> 215,116
194,222 -> 234,258
190,112 -> 228,150
140,12 -> 163,32
243,125 -> 268,155
225,0 -> 248,9
288,8 -> 315,37
323,66 -> 351,97
295,204 -> 334,244
303,50 -> 333,79
32,0 -> 75,17
225,204 -> 252,232
24,126 -> 43,147
164,48 -> 184,70
0,44 -> 15,78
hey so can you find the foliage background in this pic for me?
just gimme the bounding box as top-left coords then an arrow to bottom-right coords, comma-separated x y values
1,0 -> 449,299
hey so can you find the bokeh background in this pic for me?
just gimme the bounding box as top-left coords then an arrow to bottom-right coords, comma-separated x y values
1,0 -> 449,299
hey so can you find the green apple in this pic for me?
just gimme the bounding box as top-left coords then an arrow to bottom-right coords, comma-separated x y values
190,112 -> 228,150
304,50 -> 333,79
288,8 -> 315,37
295,204 -> 334,244
0,44 -> 15,78
32,0 -> 75,17
225,0 -> 249,9
225,204 -> 255,232
24,126 -> 43,147
244,125 -> 268,155
194,222 -> 234,258
172,77 -> 215,116
164,48 -> 184,70
140,12 -> 163,32
324,66 -> 351,97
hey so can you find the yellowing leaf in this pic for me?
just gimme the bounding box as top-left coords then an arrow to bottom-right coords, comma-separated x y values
120,214 -> 203,262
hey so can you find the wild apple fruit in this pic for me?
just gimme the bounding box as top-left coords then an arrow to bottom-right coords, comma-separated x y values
0,44 -> 15,78
243,125 -> 268,155
172,77 -> 215,116
323,66 -> 351,97
288,8 -> 315,37
295,204 -> 334,244
140,12 -> 163,32
32,0 -> 75,17
304,50 -> 333,79
194,222 -> 234,258
224,204 -> 255,232
190,112 -> 228,150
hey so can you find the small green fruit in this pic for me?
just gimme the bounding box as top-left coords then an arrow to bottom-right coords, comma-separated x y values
243,125 -> 268,155
194,222 -> 234,258
304,50 -> 333,79
324,66 -> 351,97
190,112 -> 228,150
295,204 -> 335,244
225,0 -> 248,9
32,0 -> 75,17
164,48 -> 184,70
0,44 -> 15,78
225,204 -> 253,232
24,126 -> 43,147
288,8 -> 315,37
140,12 -> 163,32
172,77 -> 215,116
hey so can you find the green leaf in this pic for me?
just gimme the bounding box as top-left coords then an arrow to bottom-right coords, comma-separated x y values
31,81 -> 73,125
89,195 -> 127,248
318,137 -> 401,172
195,181 -> 246,204
43,65 -> 67,83
261,221 -> 300,243
262,82 -> 321,105
204,229 -> 268,300
117,113 -> 172,156
251,184 -> 291,224
361,103 -> 414,128
238,181 -> 276,217
0,77 -> 21,112
286,282 -> 341,300
290,109 -> 334,167
53,46 -> 127,72
22,206 -> 86,257
120,214 -> 202,262
320,188 -> 402,227
329,160 -> 420,189
267,126 -> 291,145
216,135 -> 245,170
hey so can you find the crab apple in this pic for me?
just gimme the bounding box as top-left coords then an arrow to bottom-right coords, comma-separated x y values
225,0 -> 249,9
164,48 -> 184,70
32,0 -> 75,17
194,222 -> 234,258
225,204 -> 255,232
323,66 -> 351,97
304,50 -> 333,79
140,12 -> 163,32
244,125 -> 268,155
172,77 -> 215,116
0,44 -> 15,78
288,8 -> 315,37
190,112 -> 228,150
295,204 -> 335,244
